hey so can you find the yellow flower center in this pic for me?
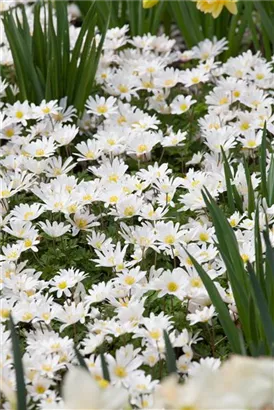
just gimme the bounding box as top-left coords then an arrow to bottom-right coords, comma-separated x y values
24,239 -> 32,247
1,190 -> 11,198
22,312 -> 33,321
117,115 -> 126,125
58,281 -> 67,289
109,195 -> 118,203
54,202 -> 64,210
0,309 -> 10,319
67,204 -> 77,213
137,144 -> 148,154
240,122 -> 250,130
114,366 -> 127,378
118,85 -> 129,93
149,330 -> 161,340
8,251 -> 18,259
85,151 -> 95,159
36,385 -> 46,394
124,276 -> 135,285
180,103 -> 188,112
190,278 -> 202,288
42,313 -> 50,321
35,149 -> 45,156
42,107 -> 51,114
247,140 -> 256,148
124,206 -> 135,217
76,218 -> 87,229
97,379 -> 109,389
164,79 -> 174,86
142,80 -> 154,89
108,174 -> 119,182
241,254 -> 249,263
5,128 -> 14,137
186,257 -> 193,266
199,233 -> 209,241
167,281 -> 179,292
230,219 -> 237,227
83,194 -> 92,202
42,364 -> 52,372
97,105 -> 108,114
15,111 -> 23,119
191,77 -> 199,84
164,234 -> 175,245
191,180 -> 200,187
219,97 -> 228,105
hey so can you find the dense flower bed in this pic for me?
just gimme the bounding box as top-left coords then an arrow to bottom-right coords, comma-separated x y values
1,5 -> 274,410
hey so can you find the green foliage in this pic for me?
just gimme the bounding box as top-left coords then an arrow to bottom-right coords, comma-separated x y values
163,330 -> 177,374
9,315 -> 27,410
191,190 -> 274,356
74,346 -> 89,371
92,0 -> 167,36
2,1 -> 108,113
91,0 -> 273,60
100,353 -> 111,382
259,124 -> 274,207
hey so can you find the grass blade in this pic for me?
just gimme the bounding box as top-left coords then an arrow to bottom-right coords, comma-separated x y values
163,330 -> 177,374
74,346 -> 88,371
9,315 -> 27,410
186,251 -> 242,354
100,353 -> 111,382
247,262 -> 274,353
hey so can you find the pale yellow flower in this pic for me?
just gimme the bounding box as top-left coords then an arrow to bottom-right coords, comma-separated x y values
143,0 -> 159,9
196,0 -> 238,18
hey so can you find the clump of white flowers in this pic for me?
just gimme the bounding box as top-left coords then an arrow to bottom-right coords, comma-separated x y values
1,2 -> 274,409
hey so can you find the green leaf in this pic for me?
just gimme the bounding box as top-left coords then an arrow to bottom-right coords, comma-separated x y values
187,252 -> 242,353
254,1 -> 274,51
263,230 -> 274,283
100,353 -> 111,382
243,156 -> 255,217
163,330 -> 177,374
202,189 -> 251,341
221,148 -> 243,213
267,154 -> 274,206
247,262 -> 274,353
259,123 -> 268,199
9,315 -> 27,410
254,204 -> 266,296
74,346 -> 89,371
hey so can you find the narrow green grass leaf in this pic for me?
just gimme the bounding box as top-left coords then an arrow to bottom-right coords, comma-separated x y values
259,123 -> 268,202
221,149 -> 243,212
247,262 -> 274,352
248,295 -> 259,356
74,347 -> 89,371
267,155 -> 274,206
100,353 -> 111,382
186,251 -> 242,354
263,231 -> 274,283
9,315 -> 27,410
163,330 -> 177,374
243,157 -> 255,217
254,1 -> 274,50
254,204 -> 266,296
222,148 -> 235,213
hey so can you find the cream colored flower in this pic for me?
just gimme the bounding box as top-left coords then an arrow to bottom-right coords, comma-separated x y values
62,367 -> 128,409
143,0 -> 159,9
196,0 -> 237,18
